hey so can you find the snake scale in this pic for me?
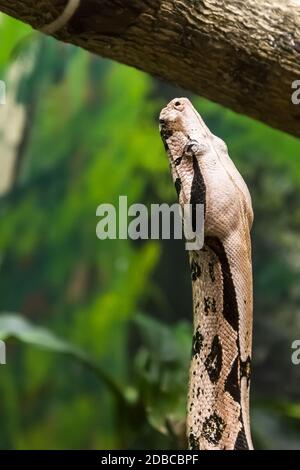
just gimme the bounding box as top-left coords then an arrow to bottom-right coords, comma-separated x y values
159,98 -> 254,450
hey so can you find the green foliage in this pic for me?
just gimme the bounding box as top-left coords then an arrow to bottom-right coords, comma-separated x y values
0,313 -> 83,352
0,15 -> 31,73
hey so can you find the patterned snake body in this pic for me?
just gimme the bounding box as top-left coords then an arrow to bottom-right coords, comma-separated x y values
159,98 -> 254,450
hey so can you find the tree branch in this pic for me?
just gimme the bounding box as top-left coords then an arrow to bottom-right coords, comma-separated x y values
1,0 -> 300,137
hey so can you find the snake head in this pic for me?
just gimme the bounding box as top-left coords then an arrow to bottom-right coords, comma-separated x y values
159,98 -> 209,207
159,98 -> 196,140
159,97 -> 209,159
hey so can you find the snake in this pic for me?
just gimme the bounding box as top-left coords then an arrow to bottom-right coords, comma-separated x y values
159,98 -> 254,450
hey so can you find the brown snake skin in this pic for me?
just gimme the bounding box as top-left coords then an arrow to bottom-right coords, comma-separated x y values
159,98 -> 254,450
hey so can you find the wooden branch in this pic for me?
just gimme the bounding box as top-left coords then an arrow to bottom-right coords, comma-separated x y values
1,0 -> 300,137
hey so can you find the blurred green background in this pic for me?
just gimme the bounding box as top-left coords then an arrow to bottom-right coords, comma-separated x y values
0,14 -> 300,450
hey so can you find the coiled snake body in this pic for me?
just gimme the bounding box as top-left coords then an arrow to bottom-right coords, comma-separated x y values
159,98 -> 254,450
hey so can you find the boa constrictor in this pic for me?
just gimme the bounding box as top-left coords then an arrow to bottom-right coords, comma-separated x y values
159,98 -> 254,450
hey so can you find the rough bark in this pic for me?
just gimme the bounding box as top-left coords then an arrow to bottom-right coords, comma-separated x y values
1,0 -> 300,137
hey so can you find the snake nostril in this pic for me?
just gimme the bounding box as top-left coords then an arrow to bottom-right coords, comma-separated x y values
159,118 -> 166,125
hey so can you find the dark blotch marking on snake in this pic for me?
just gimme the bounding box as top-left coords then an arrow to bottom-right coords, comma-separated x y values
209,262 -> 215,282
188,145 -> 206,232
205,237 -> 239,332
240,356 -> 252,387
191,259 -> 201,281
159,121 -> 173,151
204,296 -> 217,314
201,412 -> 226,445
192,328 -> 203,357
189,433 -> 200,450
204,335 -> 222,383
175,178 -> 181,197
234,421 -> 249,450
205,237 -> 249,444
224,356 -> 240,403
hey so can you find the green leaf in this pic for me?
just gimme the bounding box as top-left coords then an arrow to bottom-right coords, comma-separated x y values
0,313 -> 130,404
134,313 -> 191,365
133,314 -> 191,435
0,313 -> 82,355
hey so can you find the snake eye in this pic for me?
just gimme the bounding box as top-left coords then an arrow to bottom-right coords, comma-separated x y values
174,101 -> 181,107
